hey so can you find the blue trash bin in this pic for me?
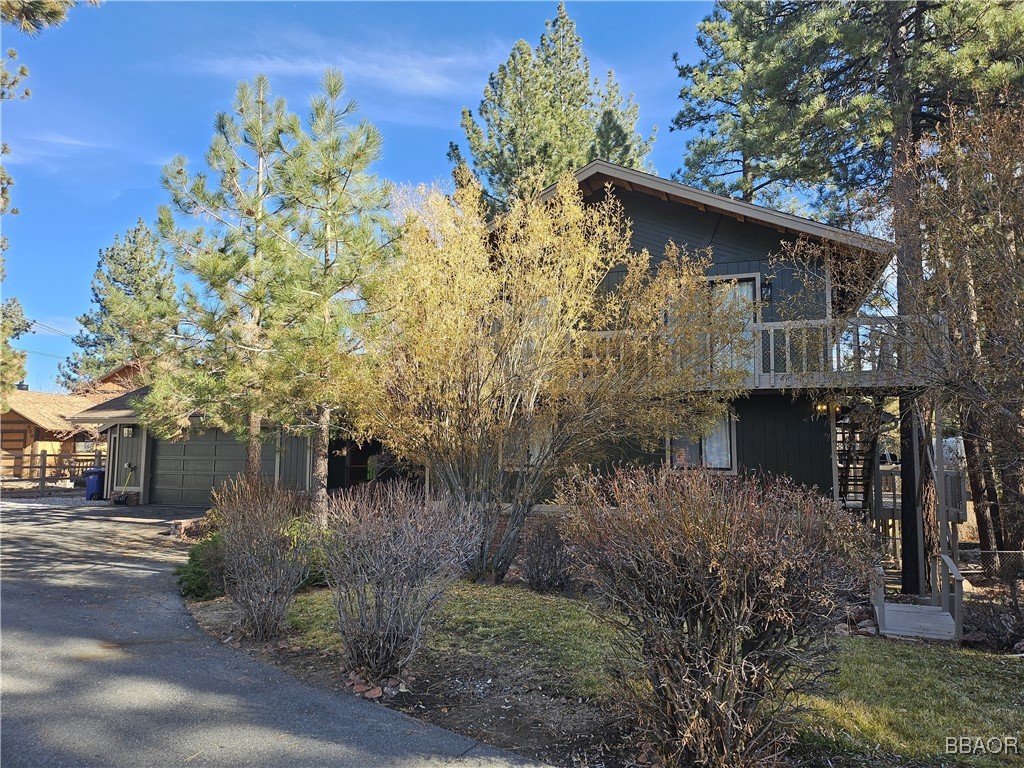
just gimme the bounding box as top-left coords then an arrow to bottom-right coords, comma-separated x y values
84,468 -> 105,501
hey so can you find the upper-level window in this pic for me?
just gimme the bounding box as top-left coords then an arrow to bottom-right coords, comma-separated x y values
708,276 -> 757,377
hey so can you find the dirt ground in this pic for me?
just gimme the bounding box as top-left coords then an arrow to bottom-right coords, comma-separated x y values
190,598 -> 639,768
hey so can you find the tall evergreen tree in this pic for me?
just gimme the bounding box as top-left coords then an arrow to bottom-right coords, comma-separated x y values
141,75 -> 297,481
58,219 -> 177,391
270,68 -> 393,512
0,261 -> 30,409
674,1 -> 1024,224
671,7 -> 801,206
453,2 -> 654,209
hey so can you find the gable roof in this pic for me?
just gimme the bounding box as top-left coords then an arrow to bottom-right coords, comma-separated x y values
67,387 -> 149,427
2,391 -> 105,435
558,160 -> 892,256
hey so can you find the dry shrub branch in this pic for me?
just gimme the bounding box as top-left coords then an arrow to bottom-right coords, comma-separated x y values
318,481 -> 480,679
560,466 -> 874,768
213,479 -> 311,640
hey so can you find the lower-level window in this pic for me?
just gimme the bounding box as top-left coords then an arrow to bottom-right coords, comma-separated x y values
669,411 -> 736,472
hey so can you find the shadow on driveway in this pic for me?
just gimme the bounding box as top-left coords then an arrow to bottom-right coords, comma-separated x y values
1,503 -> 541,768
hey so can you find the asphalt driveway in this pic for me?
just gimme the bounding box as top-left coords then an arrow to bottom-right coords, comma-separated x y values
0,501 -> 540,768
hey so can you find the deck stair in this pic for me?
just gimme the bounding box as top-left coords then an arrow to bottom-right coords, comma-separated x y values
871,553 -> 964,642
876,602 -> 957,641
836,411 -> 876,512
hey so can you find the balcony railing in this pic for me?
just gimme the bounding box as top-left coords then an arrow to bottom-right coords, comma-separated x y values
579,314 -> 942,391
750,315 -> 942,390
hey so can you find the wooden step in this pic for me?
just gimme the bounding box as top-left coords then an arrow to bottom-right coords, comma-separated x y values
881,602 -> 956,641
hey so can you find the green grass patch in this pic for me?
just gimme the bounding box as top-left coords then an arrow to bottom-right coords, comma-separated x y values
801,638 -> 1024,767
433,581 -> 618,699
284,585 -> 1022,766
288,590 -> 344,654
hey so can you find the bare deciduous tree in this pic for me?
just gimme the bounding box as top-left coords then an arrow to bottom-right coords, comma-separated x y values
362,174 -> 751,583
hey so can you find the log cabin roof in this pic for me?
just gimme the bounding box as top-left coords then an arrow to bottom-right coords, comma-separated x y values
2,391 -> 107,436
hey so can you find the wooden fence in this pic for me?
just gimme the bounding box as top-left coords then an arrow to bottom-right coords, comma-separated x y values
0,451 -> 104,490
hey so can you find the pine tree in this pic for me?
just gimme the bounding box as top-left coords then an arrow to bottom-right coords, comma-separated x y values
58,219 -> 177,391
674,1 -> 1024,224
269,68 -> 393,512
0,265 -> 30,409
141,75 -> 297,481
454,2 -> 654,209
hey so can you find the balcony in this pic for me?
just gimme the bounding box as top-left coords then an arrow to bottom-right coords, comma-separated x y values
749,315 -> 942,390
581,315 -> 942,392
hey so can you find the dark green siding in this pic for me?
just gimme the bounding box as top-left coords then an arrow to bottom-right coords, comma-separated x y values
595,189 -> 828,322
278,434 -> 309,490
112,426 -> 144,488
734,393 -> 833,494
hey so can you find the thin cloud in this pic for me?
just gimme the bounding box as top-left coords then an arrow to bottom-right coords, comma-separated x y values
183,26 -> 508,101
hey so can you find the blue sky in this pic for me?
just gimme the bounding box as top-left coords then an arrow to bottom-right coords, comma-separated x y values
3,0 -> 712,391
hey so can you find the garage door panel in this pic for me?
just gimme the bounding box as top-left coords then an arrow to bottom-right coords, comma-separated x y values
150,429 -> 247,506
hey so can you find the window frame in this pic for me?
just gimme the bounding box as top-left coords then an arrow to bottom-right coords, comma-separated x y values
666,409 -> 739,475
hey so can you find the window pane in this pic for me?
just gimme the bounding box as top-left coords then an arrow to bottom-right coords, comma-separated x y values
702,413 -> 733,470
670,436 -> 700,469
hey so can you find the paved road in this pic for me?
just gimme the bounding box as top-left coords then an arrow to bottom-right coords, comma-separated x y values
1,502 -> 539,768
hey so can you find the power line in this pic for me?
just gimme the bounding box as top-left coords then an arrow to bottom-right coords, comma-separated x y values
28,319 -> 75,338
12,347 -> 65,359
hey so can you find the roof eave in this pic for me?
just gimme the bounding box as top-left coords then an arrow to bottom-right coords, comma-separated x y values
547,159 -> 893,256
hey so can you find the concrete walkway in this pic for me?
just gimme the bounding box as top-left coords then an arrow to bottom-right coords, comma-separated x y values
0,502 -> 540,768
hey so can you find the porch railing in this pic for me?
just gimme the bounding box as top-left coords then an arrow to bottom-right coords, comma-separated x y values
751,315 -> 942,390
0,450 -> 104,490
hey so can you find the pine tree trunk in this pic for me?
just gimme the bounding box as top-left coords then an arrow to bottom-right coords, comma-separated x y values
961,407 -> 1002,552
888,3 -> 927,595
997,450 -> 1024,551
311,405 -> 332,516
246,411 -> 263,484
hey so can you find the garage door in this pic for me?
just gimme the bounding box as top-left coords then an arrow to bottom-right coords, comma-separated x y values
149,429 -> 247,506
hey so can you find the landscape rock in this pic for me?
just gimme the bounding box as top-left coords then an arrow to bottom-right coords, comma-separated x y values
848,605 -> 873,623
364,687 -> 383,699
961,632 -> 989,648
1012,639 -> 1024,654
857,618 -> 876,629
856,626 -> 878,636
834,623 -> 851,636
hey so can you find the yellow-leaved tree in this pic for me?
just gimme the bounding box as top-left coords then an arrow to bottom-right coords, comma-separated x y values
363,175 -> 751,583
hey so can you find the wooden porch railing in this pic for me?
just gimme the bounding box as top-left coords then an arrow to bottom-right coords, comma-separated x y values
583,314 -> 943,392
751,315 -> 943,390
0,451 -> 104,491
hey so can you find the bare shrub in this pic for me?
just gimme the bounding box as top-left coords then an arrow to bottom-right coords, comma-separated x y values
318,481 -> 479,679
213,479 -> 311,640
521,515 -> 573,594
560,466 -> 874,768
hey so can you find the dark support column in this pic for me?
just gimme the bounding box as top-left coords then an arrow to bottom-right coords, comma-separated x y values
899,396 -> 923,594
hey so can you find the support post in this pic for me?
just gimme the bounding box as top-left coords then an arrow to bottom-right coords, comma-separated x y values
899,397 -> 924,594
38,449 -> 47,491
830,407 -> 840,504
